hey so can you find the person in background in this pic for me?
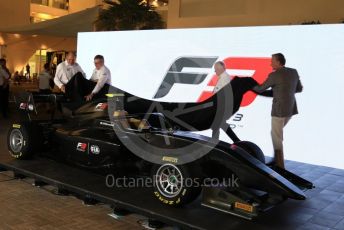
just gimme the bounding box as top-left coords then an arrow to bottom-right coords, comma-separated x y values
38,63 -> 53,94
54,51 -> 85,94
13,71 -> 20,85
51,63 -> 57,77
25,63 -> 30,80
253,53 -> 303,169
0,58 -> 10,118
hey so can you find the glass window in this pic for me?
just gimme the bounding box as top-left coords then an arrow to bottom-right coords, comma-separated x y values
31,0 -> 49,6
51,0 -> 69,10
31,0 -> 69,10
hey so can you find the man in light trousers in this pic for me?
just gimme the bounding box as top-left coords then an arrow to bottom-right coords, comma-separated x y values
254,53 -> 303,169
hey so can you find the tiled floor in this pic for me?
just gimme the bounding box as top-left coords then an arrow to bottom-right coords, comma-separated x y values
255,160 -> 344,230
0,171 -> 142,230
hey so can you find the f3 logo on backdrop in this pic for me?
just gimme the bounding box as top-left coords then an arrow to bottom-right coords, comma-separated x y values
153,56 -> 272,107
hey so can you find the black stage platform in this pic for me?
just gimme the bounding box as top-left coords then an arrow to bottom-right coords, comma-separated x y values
1,153 -> 344,230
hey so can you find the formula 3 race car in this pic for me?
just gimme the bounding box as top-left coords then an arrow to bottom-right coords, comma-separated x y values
7,83 -> 313,220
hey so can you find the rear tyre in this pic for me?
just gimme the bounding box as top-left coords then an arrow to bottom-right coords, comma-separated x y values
152,163 -> 201,206
235,141 -> 265,163
7,122 -> 42,159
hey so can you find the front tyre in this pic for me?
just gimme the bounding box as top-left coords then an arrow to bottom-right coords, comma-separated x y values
7,122 -> 42,159
153,163 -> 201,206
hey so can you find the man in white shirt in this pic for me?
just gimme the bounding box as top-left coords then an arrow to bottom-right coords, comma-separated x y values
0,58 -> 10,118
54,52 -> 85,93
213,61 -> 233,94
211,61 -> 236,140
85,55 -> 111,101
62,54 -> 111,103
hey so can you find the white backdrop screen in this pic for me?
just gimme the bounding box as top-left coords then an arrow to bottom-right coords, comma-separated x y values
77,24 -> 344,169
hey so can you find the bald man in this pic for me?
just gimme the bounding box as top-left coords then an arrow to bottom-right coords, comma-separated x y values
213,61 -> 233,94
54,52 -> 85,93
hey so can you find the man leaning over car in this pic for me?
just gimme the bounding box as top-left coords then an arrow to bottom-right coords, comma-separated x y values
253,53 -> 303,169
63,54 -> 111,103
54,51 -> 85,94
84,55 -> 111,101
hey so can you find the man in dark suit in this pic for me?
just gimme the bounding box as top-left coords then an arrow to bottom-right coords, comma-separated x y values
254,53 -> 303,169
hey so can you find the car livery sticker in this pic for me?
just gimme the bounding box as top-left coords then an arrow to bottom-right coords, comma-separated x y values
19,103 -> 27,110
162,156 -> 178,164
90,145 -> 100,155
234,202 -> 254,213
76,142 -> 87,152
95,103 -> 108,111
12,124 -> 21,129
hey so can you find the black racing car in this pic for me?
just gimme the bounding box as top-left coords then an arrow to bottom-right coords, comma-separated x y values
7,82 -> 313,220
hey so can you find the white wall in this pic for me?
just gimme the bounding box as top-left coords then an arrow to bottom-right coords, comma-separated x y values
69,0 -> 102,13
168,0 -> 344,28
0,1 -> 30,28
